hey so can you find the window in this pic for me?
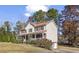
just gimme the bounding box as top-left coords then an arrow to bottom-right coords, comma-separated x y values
35,27 -> 38,31
41,26 -> 44,30
36,34 -> 42,38
32,34 -> 35,38
35,26 -> 44,31
29,28 -> 32,32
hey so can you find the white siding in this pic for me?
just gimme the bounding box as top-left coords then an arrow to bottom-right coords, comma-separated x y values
46,21 -> 58,43
22,21 -> 58,49
25,23 -> 35,33
44,26 -> 46,30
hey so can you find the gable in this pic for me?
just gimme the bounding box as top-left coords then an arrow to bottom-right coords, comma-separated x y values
25,22 -> 35,33
46,20 -> 57,29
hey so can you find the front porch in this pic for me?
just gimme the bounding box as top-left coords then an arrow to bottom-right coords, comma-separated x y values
20,33 -> 46,43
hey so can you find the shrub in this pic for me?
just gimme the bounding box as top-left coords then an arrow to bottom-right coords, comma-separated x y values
30,40 -> 37,44
30,39 -> 52,50
0,31 -> 18,43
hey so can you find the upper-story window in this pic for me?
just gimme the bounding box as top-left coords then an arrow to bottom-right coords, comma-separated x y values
35,27 -> 38,31
35,26 -> 44,31
41,26 -> 44,30
29,28 -> 32,32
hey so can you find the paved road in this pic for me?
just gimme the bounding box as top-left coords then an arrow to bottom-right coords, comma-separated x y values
52,49 -> 78,53
51,46 -> 79,53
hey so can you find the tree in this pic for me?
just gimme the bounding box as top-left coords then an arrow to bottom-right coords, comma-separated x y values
46,8 -> 58,21
16,21 -> 22,32
62,5 -> 79,46
62,5 -> 79,20
16,21 -> 25,33
0,21 -> 17,42
3,21 -> 11,42
33,10 -> 46,22
4,21 -> 11,32
62,20 -> 77,45
0,26 -> 10,42
0,27 -> 5,41
32,9 -> 58,22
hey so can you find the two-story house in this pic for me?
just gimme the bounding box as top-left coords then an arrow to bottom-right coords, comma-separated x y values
18,20 -> 58,49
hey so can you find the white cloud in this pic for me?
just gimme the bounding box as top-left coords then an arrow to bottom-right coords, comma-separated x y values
26,5 -> 48,13
24,13 -> 31,17
25,5 -> 49,17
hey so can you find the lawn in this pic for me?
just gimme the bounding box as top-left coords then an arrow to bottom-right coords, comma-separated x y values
0,42 -> 52,53
57,45 -> 79,53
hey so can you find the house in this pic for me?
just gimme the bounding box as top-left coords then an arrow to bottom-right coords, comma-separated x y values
18,20 -> 58,49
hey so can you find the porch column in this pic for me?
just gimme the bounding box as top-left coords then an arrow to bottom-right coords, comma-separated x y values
42,33 -> 46,39
25,35 -> 26,39
42,33 -> 44,39
25,35 -> 26,41
28,34 -> 30,39
23,35 -> 26,43
35,34 -> 36,40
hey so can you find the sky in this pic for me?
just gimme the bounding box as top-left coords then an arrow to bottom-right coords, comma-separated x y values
0,5 -> 64,27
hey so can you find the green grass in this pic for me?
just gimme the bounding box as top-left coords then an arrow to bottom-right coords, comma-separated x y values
58,45 -> 79,52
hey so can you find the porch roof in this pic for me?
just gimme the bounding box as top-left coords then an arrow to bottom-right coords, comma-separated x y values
19,30 -> 47,36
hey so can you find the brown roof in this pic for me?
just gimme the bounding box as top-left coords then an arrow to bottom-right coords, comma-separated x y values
20,27 -> 26,31
30,22 -> 48,27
